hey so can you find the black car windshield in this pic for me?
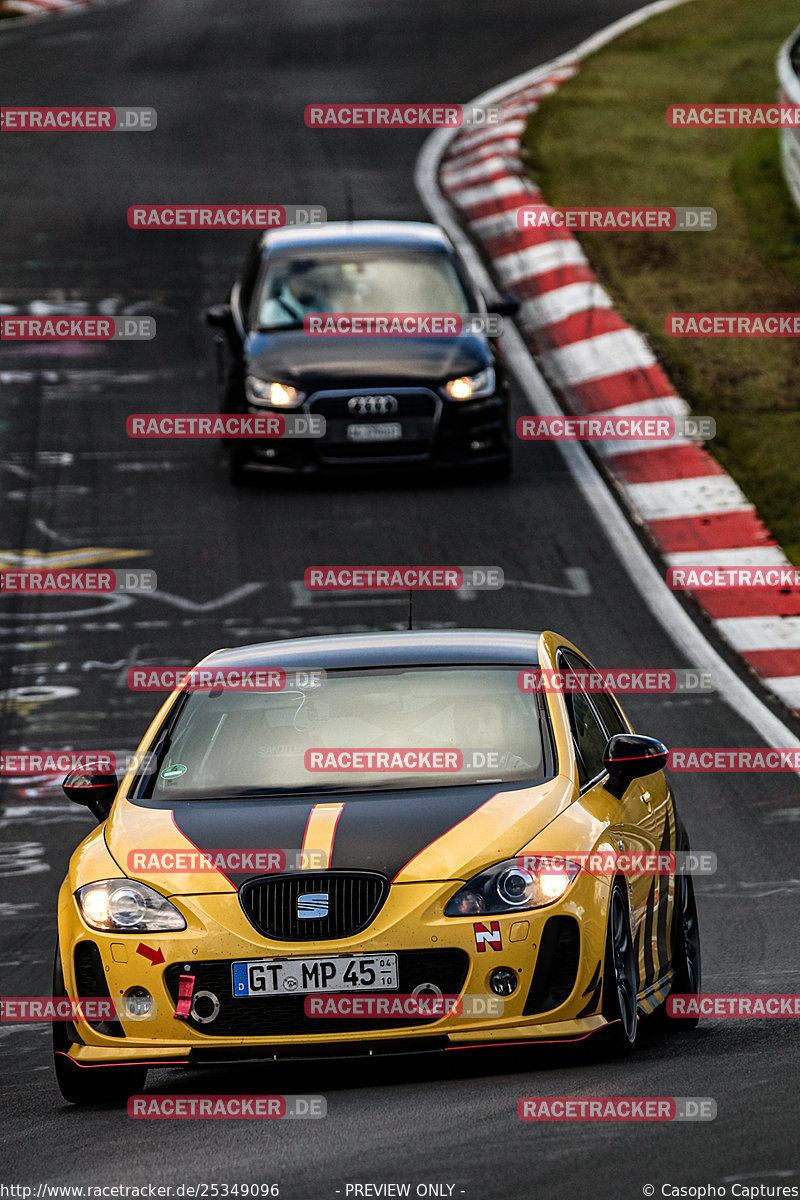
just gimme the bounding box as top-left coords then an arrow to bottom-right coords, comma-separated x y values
251,250 -> 473,331
148,666 -> 550,798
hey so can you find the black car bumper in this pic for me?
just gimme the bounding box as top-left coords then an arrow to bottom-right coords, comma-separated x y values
229,388 -> 510,474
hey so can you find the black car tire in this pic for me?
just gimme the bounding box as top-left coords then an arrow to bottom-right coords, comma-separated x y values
52,940 -> 148,1107
600,880 -> 640,1053
663,873 -> 702,1030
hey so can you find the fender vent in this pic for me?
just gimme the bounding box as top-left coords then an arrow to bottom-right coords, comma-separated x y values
523,916 -> 580,1015
73,941 -> 125,1038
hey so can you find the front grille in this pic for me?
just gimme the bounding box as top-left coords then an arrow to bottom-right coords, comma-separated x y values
240,871 -> 389,941
309,389 -> 438,459
73,940 -> 125,1038
164,949 -> 470,1037
310,392 -> 437,420
523,916 -> 581,1015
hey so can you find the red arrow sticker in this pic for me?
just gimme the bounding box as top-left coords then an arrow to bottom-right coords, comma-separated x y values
136,942 -> 165,965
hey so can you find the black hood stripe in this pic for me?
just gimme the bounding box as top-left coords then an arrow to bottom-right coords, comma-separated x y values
328,785 -> 500,881
169,799 -> 318,884
163,784 -> 507,884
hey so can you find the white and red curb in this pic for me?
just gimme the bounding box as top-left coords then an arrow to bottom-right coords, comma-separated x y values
0,0 -> 90,18
438,64 -> 800,718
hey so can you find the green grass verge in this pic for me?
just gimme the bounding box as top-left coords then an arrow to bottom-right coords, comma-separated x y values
522,0 -> 800,561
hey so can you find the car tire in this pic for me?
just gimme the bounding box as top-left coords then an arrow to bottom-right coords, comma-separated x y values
664,873 -> 702,1030
51,940 -> 148,1107
600,880 -> 640,1053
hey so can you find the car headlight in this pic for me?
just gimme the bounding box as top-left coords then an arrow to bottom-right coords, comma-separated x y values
444,855 -> 581,916
76,880 -> 186,932
245,377 -> 305,408
442,366 -> 495,401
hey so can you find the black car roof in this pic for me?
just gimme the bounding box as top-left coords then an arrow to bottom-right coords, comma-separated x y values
260,220 -> 454,256
199,629 -> 542,672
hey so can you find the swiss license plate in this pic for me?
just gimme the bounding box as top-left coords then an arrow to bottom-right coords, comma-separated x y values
346,422 -> 403,443
231,953 -> 399,997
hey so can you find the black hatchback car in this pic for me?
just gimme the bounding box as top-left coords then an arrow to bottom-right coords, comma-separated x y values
205,221 -> 516,483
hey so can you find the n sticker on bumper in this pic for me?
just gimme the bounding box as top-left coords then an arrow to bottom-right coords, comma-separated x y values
474,920 -> 502,952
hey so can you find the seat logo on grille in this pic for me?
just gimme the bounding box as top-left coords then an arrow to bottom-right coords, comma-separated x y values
297,892 -> 329,919
347,395 -> 399,415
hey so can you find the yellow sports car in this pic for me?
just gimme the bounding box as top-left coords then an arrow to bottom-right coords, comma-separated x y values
53,629 -> 701,1104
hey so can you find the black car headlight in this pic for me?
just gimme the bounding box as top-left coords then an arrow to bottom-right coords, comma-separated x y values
442,366 -> 496,401
245,377 -> 305,408
444,855 -> 581,916
76,880 -> 186,932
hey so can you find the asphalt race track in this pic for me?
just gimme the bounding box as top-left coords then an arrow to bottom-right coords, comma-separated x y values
1,1 -> 799,1194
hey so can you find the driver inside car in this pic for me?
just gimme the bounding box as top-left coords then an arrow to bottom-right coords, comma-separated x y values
258,259 -> 329,327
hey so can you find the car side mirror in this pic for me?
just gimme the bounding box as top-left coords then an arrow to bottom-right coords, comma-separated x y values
62,770 -> 118,823
491,294 -> 520,318
204,303 -> 234,329
603,734 -> 668,795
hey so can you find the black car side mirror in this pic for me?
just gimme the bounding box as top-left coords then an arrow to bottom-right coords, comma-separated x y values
62,770 -> 118,823
204,303 -> 234,329
491,294 -> 520,318
603,734 -> 668,795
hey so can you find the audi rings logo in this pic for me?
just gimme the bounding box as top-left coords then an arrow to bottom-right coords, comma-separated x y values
347,395 -> 399,415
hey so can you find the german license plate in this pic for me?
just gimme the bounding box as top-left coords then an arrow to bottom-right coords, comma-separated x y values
346,422 -> 402,443
231,953 -> 399,997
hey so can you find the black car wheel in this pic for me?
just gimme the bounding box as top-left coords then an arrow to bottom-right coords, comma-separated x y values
601,880 -> 640,1053
665,873 -> 702,1029
52,941 -> 148,1107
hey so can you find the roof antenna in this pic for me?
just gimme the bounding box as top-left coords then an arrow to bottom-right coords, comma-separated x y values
344,178 -> 355,225
407,589 -> 414,631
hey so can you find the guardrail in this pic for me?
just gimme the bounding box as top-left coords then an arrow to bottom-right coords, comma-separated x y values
777,24 -> 800,210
